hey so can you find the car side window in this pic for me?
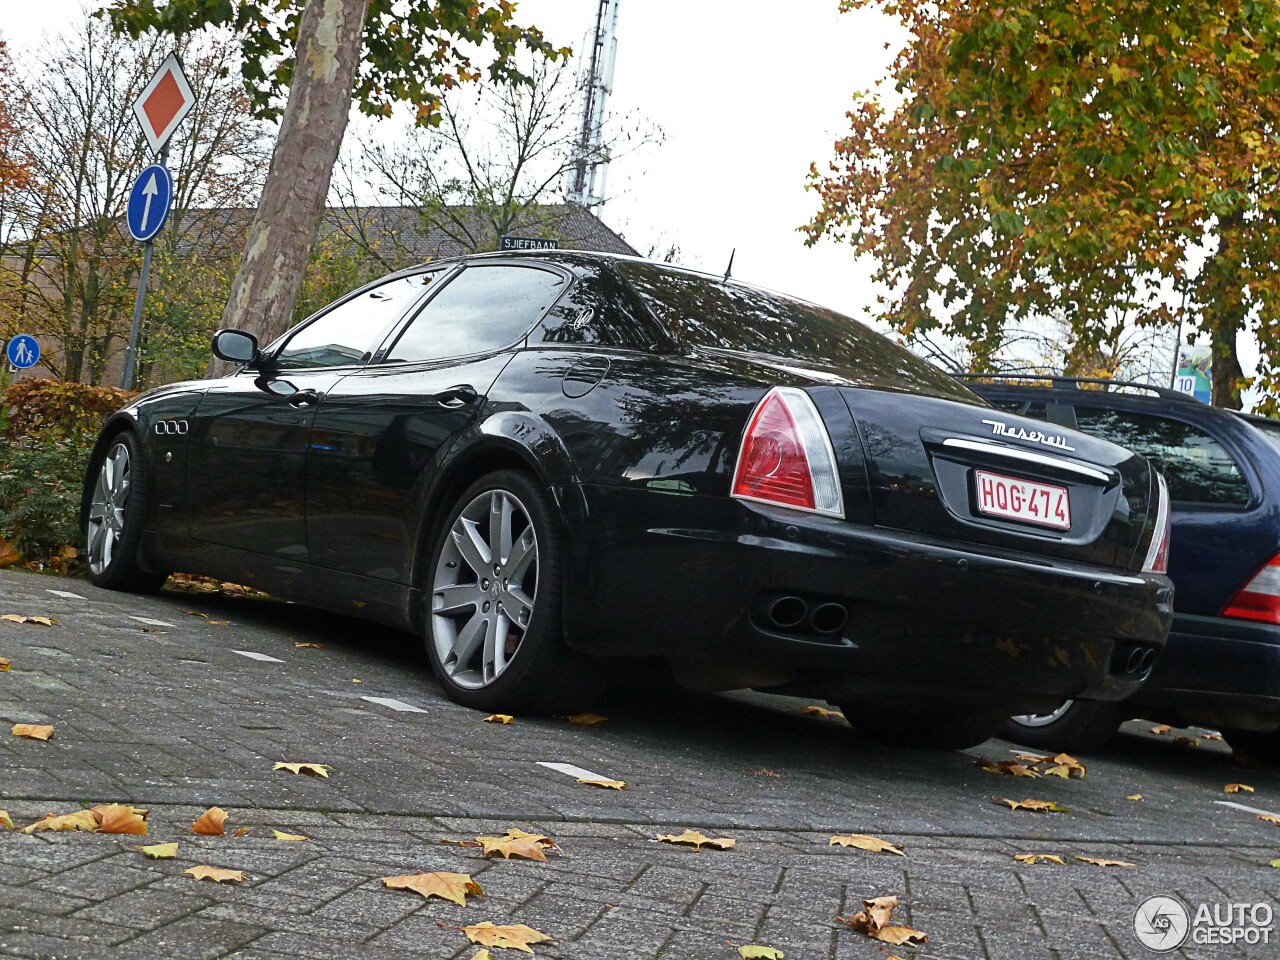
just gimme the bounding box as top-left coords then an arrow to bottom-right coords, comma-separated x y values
274,272 -> 439,369
534,267 -> 659,349
1074,406 -> 1253,505
385,264 -> 566,364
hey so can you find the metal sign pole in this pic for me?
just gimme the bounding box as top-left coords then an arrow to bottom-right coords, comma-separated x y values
121,142 -> 168,390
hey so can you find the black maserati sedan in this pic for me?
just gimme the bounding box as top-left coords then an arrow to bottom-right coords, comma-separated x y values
81,251 -> 1173,748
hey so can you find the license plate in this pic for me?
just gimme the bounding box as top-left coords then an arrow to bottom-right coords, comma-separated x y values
974,469 -> 1071,530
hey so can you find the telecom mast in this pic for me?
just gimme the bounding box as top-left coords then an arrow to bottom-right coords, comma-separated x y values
566,0 -> 619,208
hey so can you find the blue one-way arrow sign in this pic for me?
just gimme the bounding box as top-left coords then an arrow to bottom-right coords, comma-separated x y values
126,164 -> 174,243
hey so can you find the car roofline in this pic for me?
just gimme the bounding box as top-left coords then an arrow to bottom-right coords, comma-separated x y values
953,373 -> 1198,405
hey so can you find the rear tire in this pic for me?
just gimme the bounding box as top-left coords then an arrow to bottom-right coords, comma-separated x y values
422,469 -> 603,714
839,703 -> 1004,750
999,699 -> 1124,753
84,432 -> 167,594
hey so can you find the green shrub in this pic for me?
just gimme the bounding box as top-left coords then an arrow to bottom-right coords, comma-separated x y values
0,435 -> 93,568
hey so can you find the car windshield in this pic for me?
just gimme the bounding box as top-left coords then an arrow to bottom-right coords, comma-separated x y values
616,260 -> 975,400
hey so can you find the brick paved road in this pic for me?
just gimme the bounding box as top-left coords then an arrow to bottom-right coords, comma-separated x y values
2,567 -> 1279,959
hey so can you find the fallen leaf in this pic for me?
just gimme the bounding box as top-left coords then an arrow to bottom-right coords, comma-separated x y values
442,838 -> 484,848
272,830 -> 308,841
383,870 -> 482,906
232,827 -> 250,837
1076,856 -> 1136,867
751,768 -> 780,778
739,947 -> 784,959
0,657 -> 10,671
1259,814 -> 1280,826
273,762 -> 331,777
11,723 -> 54,740
979,759 -> 1040,778
993,797 -> 1069,813
0,811 -> 13,830
462,921 -> 553,953
502,828 -> 556,847
1270,858 -> 1280,869
577,778 -> 627,790
477,836 -> 549,862
1225,783 -> 1256,794
1126,794 -> 1144,801
294,642 -> 325,649
567,713 -> 608,726
0,615 -> 57,626
22,810 -> 99,834
192,807 -> 228,836
185,865 -> 247,884
1014,854 -> 1065,865
483,714 -> 513,724
1203,732 -> 1224,741
470,953 -> 493,960
94,804 -> 148,835
1151,724 -> 1172,735
838,896 -> 928,946
829,834 -> 905,856
206,620 -> 229,626
1175,736 -> 1201,748
656,829 -> 735,851
140,842 -> 178,859
352,678 -> 363,683
182,610 -> 209,618
800,705 -> 844,720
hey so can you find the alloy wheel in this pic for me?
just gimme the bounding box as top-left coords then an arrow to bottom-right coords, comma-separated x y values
431,488 -> 539,689
87,443 -> 131,576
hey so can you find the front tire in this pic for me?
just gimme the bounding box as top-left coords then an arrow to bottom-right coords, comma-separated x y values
84,432 -> 167,593
999,699 -> 1124,753
839,703 -> 1004,750
423,469 -> 602,714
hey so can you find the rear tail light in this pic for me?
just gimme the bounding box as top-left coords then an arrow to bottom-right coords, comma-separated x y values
1223,554 -> 1280,624
1141,473 -> 1170,574
731,387 -> 844,517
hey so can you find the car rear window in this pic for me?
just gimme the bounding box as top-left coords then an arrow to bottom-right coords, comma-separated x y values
1245,416 -> 1280,457
1074,406 -> 1253,505
615,261 -> 974,400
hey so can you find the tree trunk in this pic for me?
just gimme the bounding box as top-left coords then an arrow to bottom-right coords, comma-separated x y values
207,0 -> 369,378
1203,214 -> 1247,410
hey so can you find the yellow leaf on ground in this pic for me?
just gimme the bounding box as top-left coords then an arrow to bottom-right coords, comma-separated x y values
751,768 -> 780,778
462,922 -> 553,953
1151,724 -> 1172,735
800,705 -> 844,720
1126,794 -> 1144,801
94,804 -> 148,835
656,829 -> 735,851
1,615 -> 57,626
739,947 -> 784,959
838,896 -> 928,946
577,778 -> 627,790
1259,814 -> 1280,825
501,828 -> 556,847
1014,854 -> 1065,865
140,842 -> 178,859
273,762 -> 331,777
978,759 -> 1040,778
182,610 -> 209,618
22,810 -> 99,834
192,807 -> 228,836
829,834 -> 905,856
993,797 -> 1068,813
185,865 -> 247,884
470,953 -> 493,960
383,871 -> 482,906
11,724 -> 54,740
1203,732 -> 1224,741
567,713 -> 608,726
1225,783 -> 1256,794
352,678 -> 362,683
483,714 -> 514,724
1076,856 -> 1136,867
0,811 -> 13,830
294,642 -> 325,649
477,836 -> 549,862
1174,736 -> 1200,747
232,827 -> 250,837
0,657 -> 10,671
272,830 -> 308,841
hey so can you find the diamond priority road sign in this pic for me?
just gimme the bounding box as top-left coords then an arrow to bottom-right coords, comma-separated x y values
131,52 -> 195,156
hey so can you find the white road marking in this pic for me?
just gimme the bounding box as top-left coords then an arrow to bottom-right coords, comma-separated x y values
360,696 -> 427,713
1214,799 -> 1280,818
232,650 -> 285,663
46,589 -> 85,600
538,761 -> 613,781
131,616 -> 175,627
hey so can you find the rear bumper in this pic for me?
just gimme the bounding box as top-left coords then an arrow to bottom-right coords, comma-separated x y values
570,488 -> 1173,713
1127,612 -> 1280,726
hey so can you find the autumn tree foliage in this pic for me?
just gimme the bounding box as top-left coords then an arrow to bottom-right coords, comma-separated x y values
103,0 -> 566,374
0,41 -> 29,197
805,0 -> 1280,408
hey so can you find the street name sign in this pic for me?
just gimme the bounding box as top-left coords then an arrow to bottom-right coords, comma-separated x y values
500,235 -> 559,251
126,165 -> 174,243
132,53 -> 195,155
6,334 -> 40,370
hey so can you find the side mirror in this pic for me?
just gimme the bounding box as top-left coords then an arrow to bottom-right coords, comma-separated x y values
211,329 -> 261,366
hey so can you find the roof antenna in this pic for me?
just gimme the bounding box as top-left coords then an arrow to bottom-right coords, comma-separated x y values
723,247 -> 735,282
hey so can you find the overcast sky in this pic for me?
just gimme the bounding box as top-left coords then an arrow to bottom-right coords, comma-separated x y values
3,1 -> 1260,403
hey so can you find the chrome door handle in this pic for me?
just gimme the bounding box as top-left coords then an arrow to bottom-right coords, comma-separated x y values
288,389 -> 322,407
434,384 -> 478,409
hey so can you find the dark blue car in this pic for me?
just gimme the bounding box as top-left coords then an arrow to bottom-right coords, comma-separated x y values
965,375 -> 1280,759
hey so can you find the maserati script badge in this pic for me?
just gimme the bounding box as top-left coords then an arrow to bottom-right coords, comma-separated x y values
981,418 -> 1075,452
